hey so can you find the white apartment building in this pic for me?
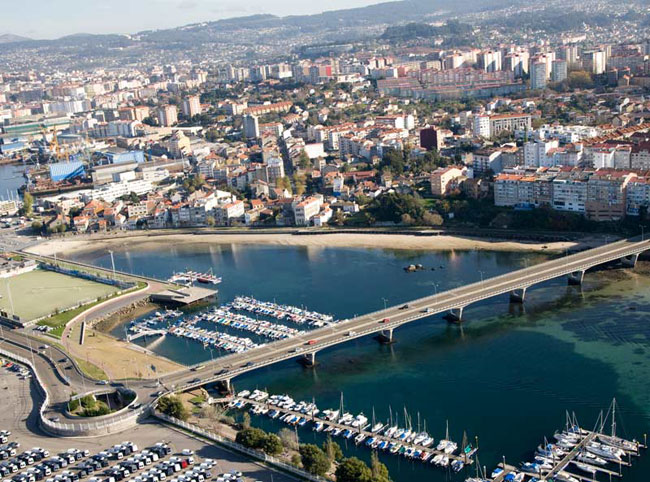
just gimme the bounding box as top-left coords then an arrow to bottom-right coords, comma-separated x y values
552,177 -> 588,213
84,179 -> 154,203
293,196 -> 323,226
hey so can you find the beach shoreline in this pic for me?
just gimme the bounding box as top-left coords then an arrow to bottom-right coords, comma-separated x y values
23,230 -> 602,258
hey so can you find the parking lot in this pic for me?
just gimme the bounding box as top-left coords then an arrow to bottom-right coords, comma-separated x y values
0,365 -> 295,482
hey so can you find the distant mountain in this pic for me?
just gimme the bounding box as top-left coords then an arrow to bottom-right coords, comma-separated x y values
0,34 -> 31,44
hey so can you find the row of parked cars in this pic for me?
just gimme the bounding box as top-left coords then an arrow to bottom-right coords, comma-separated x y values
0,435 -> 254,482
2,362 -> 30,381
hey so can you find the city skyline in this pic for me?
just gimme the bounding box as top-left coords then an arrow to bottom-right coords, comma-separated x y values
1,0 -> 382,40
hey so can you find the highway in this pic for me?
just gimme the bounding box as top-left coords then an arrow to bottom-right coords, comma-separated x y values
2,236 -> 650,433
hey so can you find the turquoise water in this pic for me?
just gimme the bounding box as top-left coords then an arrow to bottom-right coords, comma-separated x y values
74,243 -> 650,481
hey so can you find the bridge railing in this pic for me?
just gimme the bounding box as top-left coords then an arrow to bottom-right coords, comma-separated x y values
153,411 -> 328,482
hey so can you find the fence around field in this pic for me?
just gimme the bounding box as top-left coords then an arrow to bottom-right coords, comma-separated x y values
154,411 -> 329,482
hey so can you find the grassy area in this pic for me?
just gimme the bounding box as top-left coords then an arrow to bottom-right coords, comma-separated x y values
37,282 -> 146,338
189,395 -> 206,404
74,357 -> 108,381
0,269 -> 120,322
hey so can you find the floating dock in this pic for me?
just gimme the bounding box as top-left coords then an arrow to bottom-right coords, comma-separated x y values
151,286 -> 217,306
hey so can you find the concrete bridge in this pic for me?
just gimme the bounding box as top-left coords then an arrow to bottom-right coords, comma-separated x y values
160,237 -> 650,394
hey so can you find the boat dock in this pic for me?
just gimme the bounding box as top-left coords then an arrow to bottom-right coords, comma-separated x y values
225,392 -> 474,472
151,286 -> 217,306
487,402 -> 645,482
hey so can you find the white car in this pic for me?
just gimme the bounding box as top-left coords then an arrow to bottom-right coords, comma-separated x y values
181,450 -> 194,456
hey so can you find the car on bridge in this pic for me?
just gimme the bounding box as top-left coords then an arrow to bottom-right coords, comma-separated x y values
382,318 -> 390,323
306,339 -> 318,345
399,304 -> 409,310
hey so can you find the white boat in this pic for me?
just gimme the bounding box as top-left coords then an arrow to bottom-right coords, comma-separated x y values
573,461 -> 597,474
576,451 -> 607,466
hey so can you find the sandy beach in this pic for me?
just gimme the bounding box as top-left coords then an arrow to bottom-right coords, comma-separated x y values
24,231 -> 595,258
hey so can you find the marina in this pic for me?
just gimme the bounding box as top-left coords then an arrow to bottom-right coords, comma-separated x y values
482,401 -> 645,482
225,390 -> 476,473
229,296 -> 336,327
169,321 -> 263,354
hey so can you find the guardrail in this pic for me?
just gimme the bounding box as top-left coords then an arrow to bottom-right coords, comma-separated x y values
154,411 -> 328,482
0,345 -> 146,436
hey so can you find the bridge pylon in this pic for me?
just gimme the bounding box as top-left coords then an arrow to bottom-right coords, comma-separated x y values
567,270 -> 585,285
621,253 -> 639,268
445,306 -> 464,323
298,352 -> 318,368
377,328 -> 395,344
509,287 -> 527,303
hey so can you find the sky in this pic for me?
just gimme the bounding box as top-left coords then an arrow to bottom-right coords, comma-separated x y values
2,0 -> 384,39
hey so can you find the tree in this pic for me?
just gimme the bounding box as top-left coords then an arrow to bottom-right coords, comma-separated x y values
322,436 -> 343,462
332,209 -> 346,226
239,411 -> 251,429
298,150 -> 311,170
400,213 -> 415,226
293,173 -> 307,196
158,395 -> 189,421
370,452 -> 391,482
299,444 -> 330,476
335,457 -> 373,482
278,427 -> 299,450
235,427 -> 267,449
368,192 -> 424,223
422,211 -> 444,226
21,192 -> 33,217
206,216 -> 216,227
262,434 -> 283,456
31,221 -> 43,232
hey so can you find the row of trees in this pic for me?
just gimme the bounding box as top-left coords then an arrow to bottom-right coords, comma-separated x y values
367,192 -> 443,226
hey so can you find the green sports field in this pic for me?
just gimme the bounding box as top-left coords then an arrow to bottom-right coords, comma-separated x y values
0,269 -> 119,322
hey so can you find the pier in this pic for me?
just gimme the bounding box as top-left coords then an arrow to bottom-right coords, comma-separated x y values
225,393 -> 474,470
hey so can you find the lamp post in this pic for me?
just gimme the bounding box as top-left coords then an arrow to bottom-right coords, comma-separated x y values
108,250 -> 116,279
381,297 -> 388,310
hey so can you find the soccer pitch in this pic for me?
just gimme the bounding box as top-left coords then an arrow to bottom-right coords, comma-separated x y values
0,269 -> 120,322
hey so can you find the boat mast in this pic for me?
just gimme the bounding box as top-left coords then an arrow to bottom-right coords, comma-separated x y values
611,398 -> 617,437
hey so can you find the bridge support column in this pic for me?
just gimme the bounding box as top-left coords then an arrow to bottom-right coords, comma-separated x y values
377,328 -> 395,344
298,352 -> 318,368
445,307 -> 464,323
218,378 -> 232,395
567,270 -> 585,286
621,253 -> 639,268
509,287 -> 527,303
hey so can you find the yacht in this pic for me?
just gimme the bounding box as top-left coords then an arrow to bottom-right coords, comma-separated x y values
572,462 -> 597,475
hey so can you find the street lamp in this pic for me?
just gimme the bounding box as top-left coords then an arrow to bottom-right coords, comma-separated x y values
433,282 -> 439,295
641,225 -> 645,242
381,297 -> 388,310
108,250 -> 116,279
478,270 -> 485,284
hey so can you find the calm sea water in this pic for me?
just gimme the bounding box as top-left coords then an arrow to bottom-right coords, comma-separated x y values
73,243 -> 650,482
0,163 -> 25,201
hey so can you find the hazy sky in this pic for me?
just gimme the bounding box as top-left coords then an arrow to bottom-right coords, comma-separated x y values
3,0 -> 383,39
